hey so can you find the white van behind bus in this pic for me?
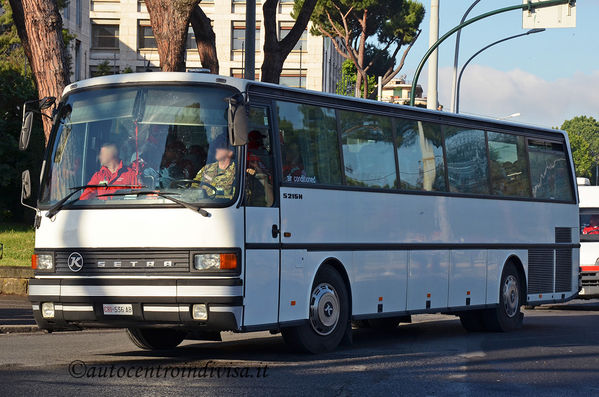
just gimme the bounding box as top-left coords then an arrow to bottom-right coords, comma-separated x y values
578,177 -> 599,297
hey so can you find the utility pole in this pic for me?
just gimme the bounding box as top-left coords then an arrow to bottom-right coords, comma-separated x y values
426,0 -> 439,110
244,0 -> 256,80
410,0 -> 573,107
450,0 -> 481,113
299,44 -> 303,88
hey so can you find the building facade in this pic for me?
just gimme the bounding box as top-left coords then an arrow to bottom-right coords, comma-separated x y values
61,0 -> 91,82
380,76 -> 427,108
62,0 -> 342,92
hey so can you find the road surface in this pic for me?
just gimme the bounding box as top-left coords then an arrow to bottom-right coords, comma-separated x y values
1,301 -> 598,396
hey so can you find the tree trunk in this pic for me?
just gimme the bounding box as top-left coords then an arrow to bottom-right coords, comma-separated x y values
8,0 -> 70,145
260,0 -> 318,84
145,0 -> 200,72
353,9 -> 368,98
190,4 -> 219,73
354,72 -> 362,98
260,47 -> 285,84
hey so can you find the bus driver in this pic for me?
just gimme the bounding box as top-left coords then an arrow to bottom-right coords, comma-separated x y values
80,143 -> 138,200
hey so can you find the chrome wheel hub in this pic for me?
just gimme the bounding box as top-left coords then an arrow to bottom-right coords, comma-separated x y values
309,283 -> 340,336
503,275 -> 519,318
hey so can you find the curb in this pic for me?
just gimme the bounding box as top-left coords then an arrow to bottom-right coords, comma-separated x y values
0,267 -> 32,296
0,267 -> 34,278
0,278 -> 29,296
0,325 -> 40,334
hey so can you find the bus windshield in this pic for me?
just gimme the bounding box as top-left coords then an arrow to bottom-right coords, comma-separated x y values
39,85 -> 239,209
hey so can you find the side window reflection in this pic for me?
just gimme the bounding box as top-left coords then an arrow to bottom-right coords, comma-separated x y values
245,107 -> 274,207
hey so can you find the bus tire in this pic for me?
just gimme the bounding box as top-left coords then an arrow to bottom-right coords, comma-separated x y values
126,327 -> 187,350
483,262 -> 524,332
458,310 -> 485,332
281,265 -> 350,354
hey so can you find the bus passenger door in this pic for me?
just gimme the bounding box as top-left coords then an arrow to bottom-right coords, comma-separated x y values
243,104 -> 281,328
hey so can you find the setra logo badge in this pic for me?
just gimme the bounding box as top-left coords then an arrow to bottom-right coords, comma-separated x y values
67,252 -> 84,272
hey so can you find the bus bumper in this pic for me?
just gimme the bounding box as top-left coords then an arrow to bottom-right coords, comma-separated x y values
579,270 -> 599,298
28,278 -> 243,332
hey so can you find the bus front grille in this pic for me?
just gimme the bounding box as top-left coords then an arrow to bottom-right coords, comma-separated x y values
53,249 -> 190,274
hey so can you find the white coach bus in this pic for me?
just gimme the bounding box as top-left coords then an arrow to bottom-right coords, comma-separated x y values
577,178 -> 599,297
19,72 -> 579,353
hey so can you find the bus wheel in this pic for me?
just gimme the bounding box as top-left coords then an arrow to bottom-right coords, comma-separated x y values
483,262 -> 524,332
126,327 -> 187,350
458,310 -> 485,332
281,265 -> 349,354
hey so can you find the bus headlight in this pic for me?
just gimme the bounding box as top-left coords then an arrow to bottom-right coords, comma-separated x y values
41,302 -> 55,319
193,253 -> 238,271
192,304 -> 208,320
32,254 -> 54,270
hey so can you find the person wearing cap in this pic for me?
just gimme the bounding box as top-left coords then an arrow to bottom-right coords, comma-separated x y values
192,136 -> 236,199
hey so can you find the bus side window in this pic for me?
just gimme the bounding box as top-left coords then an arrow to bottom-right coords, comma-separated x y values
528,140 -> 574,201
245,106 -> 275,207
277,101 -> 342,185
339,110 -> 396,189
444,127 -> 489,195
395,119 -> 446,192
487,132 -> 531,198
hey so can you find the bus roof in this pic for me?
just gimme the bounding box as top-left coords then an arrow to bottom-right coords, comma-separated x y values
63,72 -> 568,139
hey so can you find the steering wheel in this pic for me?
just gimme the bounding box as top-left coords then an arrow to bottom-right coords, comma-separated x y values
169,179 -> 218,198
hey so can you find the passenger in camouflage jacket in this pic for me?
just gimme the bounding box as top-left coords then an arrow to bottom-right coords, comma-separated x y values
193,137 -> 236,199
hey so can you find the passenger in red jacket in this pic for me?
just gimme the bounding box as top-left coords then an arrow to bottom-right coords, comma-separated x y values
583,215 -> 599,235
80,143 -> 138,200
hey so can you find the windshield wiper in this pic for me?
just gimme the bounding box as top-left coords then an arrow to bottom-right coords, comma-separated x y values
46,184 -> 145,218
98,190 -> 211,217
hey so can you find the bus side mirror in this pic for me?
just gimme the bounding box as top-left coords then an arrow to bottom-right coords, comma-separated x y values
39,96 -> 56,110
21,170 -> 32,201
227,95 -> 248,146
19,111 -> 33,151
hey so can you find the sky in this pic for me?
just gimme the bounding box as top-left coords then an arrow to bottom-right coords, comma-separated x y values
399,1 -> 598,128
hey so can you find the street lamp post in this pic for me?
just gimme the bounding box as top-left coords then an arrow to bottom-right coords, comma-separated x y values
450,0 -> 482,113
244,0 -> 256,80
455,28 -> 545,114
427,0 -> 440,110
409,0 -> 573,107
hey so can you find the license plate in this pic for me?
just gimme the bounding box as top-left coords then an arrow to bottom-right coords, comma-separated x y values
103,304 -> 133,316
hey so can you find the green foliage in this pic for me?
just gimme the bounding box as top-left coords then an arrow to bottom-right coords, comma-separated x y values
568,133 -> 593,178
0,223 -> 35,266
62,28 -> 76,77
336,46 -> 393,97
0,68 -> 45,223
122,66 -> 133,74
0,0 -> 47,223
337,59 -> 376,97
297,0 -> 424,98
560,116 -> 599,180
0,0 -> 29,75
95,60 -> 114,76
